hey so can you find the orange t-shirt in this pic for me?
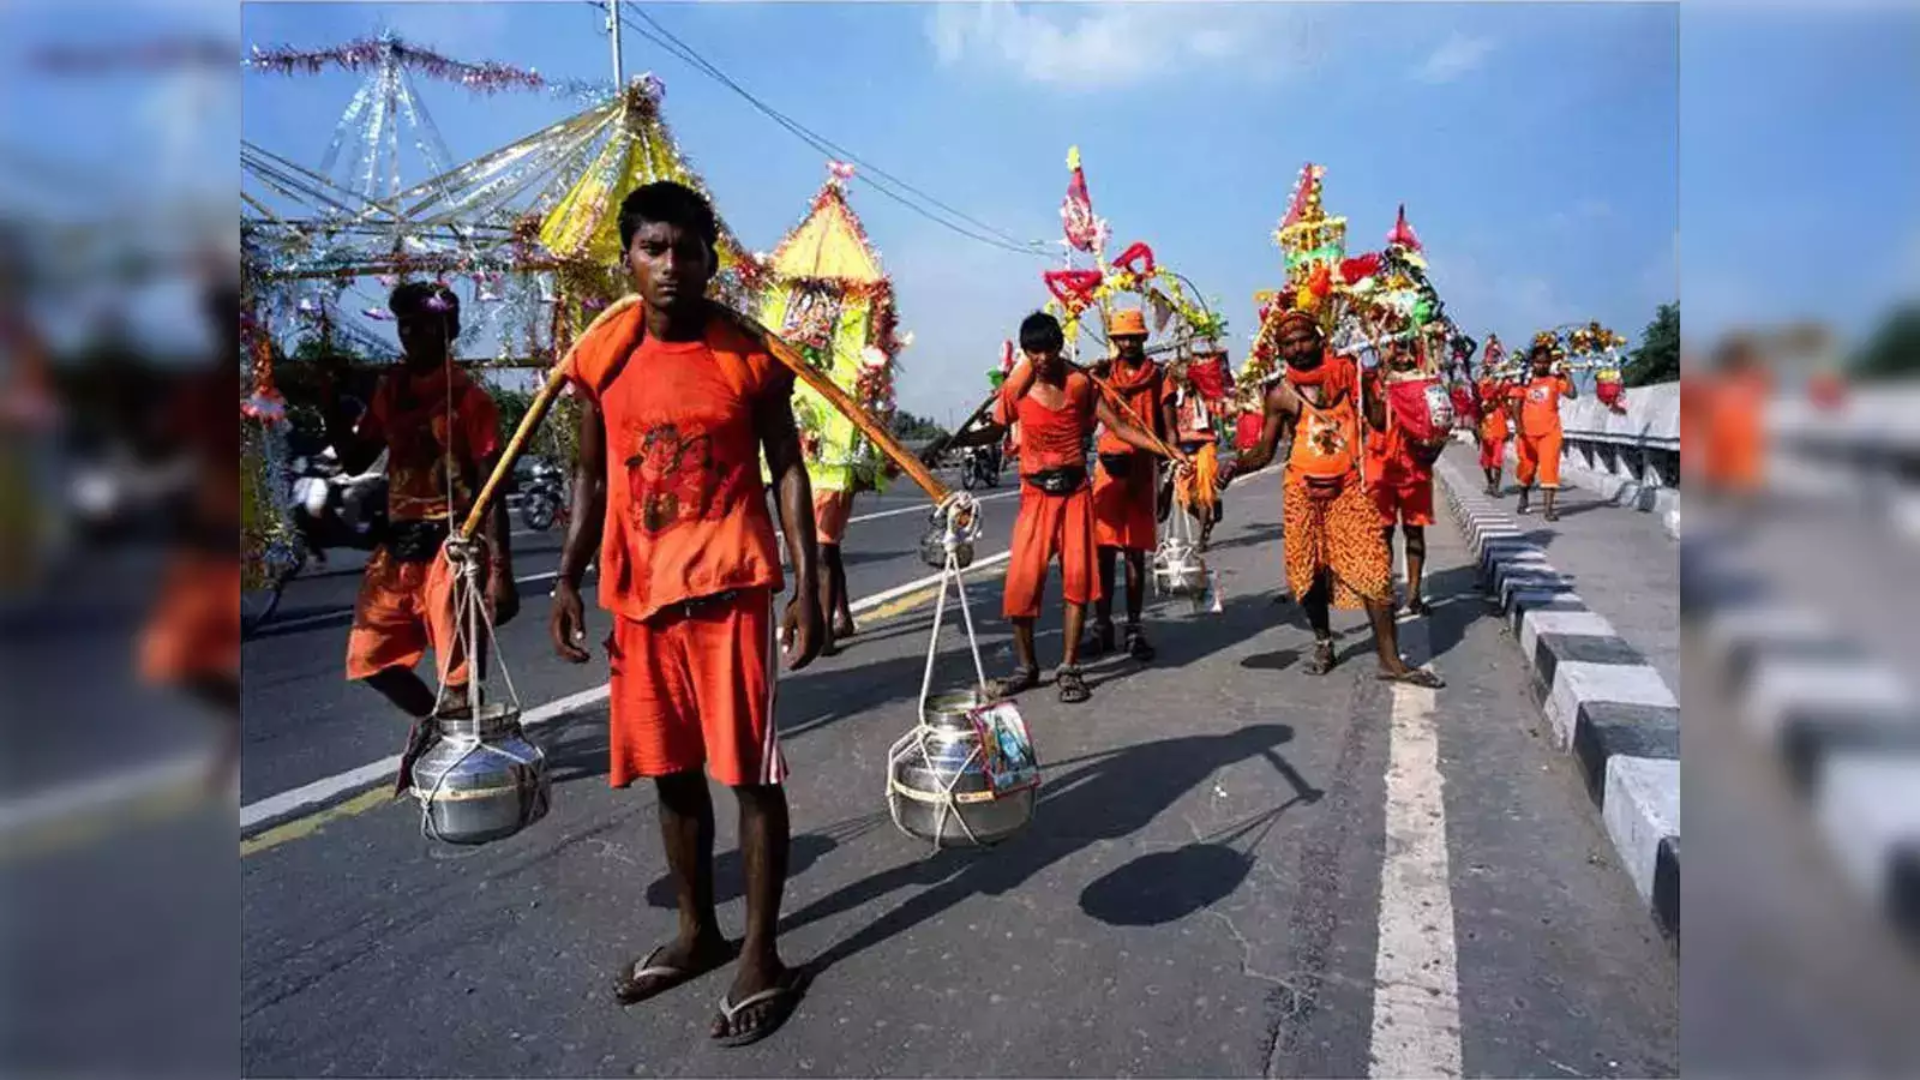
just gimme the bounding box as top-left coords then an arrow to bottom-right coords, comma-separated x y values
1003,370 -> 1096,474
1288,381 -> 1362,483
1476,378 -> 1510,439
1095,358 -> 1162,455
1514,374 -> 1573,439
567,309 -> 793,623
356,365 -> 501,523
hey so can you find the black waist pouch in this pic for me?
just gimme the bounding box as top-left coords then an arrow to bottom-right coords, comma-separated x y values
1098,453 -> 1136,480
388,519 -> 449,563
1025,466 -> 1088,495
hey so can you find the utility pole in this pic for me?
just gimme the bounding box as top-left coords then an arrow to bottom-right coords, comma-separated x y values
607,0 -> 624,87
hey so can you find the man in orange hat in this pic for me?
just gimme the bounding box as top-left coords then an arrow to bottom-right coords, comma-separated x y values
1087,306 -> 1165,660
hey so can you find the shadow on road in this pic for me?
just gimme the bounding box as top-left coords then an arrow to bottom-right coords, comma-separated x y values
775,722 -> 1314,977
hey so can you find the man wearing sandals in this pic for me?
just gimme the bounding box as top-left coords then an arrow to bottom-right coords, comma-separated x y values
1220,310 -> 1444,689
1512,339 -> 1577,521
948,312 -> 1183,704
549,182 -> 823,1047
1365,341 -> 1448,617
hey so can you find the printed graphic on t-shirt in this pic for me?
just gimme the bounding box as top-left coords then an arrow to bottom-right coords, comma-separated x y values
625,422 -> 717,534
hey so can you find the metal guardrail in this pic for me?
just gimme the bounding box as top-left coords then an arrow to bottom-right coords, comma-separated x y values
1553,381 -> 1681,504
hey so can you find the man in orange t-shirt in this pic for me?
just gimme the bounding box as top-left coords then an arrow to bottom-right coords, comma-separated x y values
323,283 -> 516,787
945,311 -> 1181,704
1510,341 -> 1577,520
547,183 -> 823,1047
1087,307 -> 1164,661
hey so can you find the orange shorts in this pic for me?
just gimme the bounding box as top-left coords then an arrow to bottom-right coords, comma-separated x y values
1515,431 -> 1564,489
605,586 -> 783,789
1371,476 -> 1436,527
1003,482 -> 1101,620
344,546 -> 475,687
140,551 -> 240,684
813,488 -> 854,546
1478,434 -> 1508,470
1091,454 -> 1157,551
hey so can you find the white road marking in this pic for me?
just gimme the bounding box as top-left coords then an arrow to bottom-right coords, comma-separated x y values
1368,613 -> 1463,1078
845,487 -> 1020,525
259,568 -> 584,635
0,754 -> 205,837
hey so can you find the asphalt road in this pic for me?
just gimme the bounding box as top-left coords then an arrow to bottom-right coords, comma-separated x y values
238,465 -> 1678,1077
237,468 -> 1022,805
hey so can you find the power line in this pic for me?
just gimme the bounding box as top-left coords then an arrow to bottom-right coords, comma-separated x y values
589,1 -> 1051,260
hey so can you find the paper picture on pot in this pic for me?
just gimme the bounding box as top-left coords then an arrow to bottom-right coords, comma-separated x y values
969,702 -> 1040,795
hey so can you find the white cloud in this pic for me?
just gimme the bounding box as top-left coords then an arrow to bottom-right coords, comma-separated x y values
927,1 -> 1313,88
1413,32 -> 1494,84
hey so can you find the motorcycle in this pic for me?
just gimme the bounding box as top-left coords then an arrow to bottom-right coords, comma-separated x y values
243,448 -> 387,634
517,458 -> 569,532
959,444 -> 1001,491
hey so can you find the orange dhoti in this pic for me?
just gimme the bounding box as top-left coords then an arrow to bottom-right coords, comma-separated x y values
1478,433 -> 1508,470
139,550 -> 240,684
1283,474 -> 1392,610
345,546 -> 477,687
1175,441 -> 1220,516
813,488 -> 854,546
1091,453 -> 1158,551
1515,431 -> 1564,489
1003,482 -> 1102,619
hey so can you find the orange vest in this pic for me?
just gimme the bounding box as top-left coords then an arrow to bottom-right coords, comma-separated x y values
1289,383 -> 1361,497
1517,375 -> 1572,439
565,305 -> 788,623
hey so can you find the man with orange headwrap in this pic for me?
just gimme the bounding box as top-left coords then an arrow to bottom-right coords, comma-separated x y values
1087,307 -> 1165,660
1475,347 -> 1515,496
1162,356 -> 1225,550
1221,310 -> 1443,687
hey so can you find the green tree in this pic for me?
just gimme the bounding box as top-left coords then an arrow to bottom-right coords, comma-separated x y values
1850,304 -> 1920,382
1624,302 -> 1680,387
890,410 -> 949,442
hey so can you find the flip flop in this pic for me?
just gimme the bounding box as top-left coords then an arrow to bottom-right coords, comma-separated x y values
712,969 -> 810,1048
1378,668 -> 1446,689
614,940 -> 738,1006
1405,597 -> 1433,617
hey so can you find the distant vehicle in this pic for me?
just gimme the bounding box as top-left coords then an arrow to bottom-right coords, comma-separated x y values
518,458 -> 569,532
960,444 -> 1001,491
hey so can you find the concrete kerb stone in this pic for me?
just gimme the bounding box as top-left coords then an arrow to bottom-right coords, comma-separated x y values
1603,756 -> 1681,937
1433,452 -> 1682,939
1682,540 -> 1920,944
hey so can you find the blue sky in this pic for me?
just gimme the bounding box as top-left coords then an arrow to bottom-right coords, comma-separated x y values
6,4 -> 1912,405
229,1 -> 1681,419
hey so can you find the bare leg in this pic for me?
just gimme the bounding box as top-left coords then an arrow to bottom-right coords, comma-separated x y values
612,769 -> 735,1003
830,545 -> 854,637
1062,601 -> 1087,670
1088,547 -> 1118,653
714,782 -> 799,1041
1517,483 -> 1533,514
1543,487 -> 1560,521
364,666 -> 437,718
1404,525 -> 1428,614
816,544 -> 842,656
1367,595 -> 1445,687
1302,573 -> 1336,674
1123,549 -> 1154,660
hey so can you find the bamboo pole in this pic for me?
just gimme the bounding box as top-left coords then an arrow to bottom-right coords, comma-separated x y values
721,308 -> 952,504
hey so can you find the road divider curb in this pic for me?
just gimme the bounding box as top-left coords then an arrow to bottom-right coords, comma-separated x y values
1679,531 -> 1920,945
1435,456 -> 1681,942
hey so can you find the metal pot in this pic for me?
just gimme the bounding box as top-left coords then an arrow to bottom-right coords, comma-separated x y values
919,525 -> 975,570
410,700 -> 551,845
887,689 -> 1036,848
1154,539 -> 1209,598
